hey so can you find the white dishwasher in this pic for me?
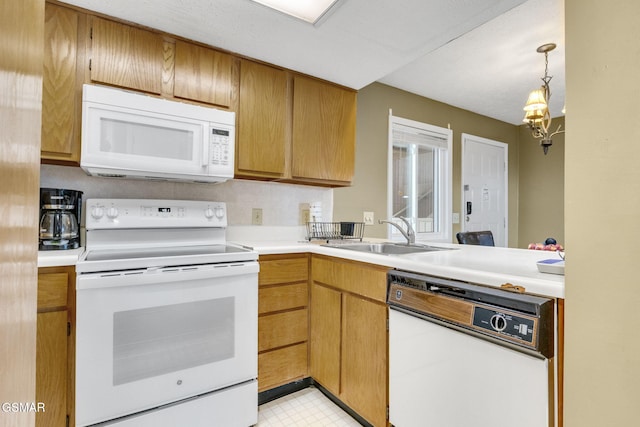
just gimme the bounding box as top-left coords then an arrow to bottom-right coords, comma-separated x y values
387,270 -> 555,427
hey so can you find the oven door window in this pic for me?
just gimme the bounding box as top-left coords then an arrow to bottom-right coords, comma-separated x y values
113,298 -> 234,385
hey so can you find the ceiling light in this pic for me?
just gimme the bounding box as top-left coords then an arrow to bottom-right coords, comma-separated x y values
250,0 -> 343,25
522,43 -> 565,155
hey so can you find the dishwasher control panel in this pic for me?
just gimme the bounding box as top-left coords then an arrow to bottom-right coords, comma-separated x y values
473,306 -> 536,344
387,270 -> 554,358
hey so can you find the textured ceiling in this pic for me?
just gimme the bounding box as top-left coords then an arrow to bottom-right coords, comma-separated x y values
60,0 -> 565,125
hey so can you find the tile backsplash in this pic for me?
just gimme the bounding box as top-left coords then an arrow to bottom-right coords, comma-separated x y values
40,165 -> 333,228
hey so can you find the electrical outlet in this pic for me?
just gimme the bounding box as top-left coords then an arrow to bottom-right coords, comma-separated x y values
363,211 -> 374,225
299,203 -> 311,225
252,208 -> 263,225
452,212 -> 460,224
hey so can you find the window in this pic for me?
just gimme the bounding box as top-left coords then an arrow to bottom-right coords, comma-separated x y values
387,113 -> 452,242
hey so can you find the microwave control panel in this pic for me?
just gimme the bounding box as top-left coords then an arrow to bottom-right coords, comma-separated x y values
210,128 -> 231,166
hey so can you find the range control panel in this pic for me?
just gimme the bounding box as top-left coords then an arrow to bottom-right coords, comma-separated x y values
85,199 -> 227,230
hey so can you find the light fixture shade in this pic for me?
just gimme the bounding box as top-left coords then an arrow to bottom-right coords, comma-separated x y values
523,108 -> 545,122
523,88 -> 547,112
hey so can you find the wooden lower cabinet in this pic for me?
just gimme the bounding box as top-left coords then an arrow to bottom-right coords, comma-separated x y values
310,255 -> 389,427
341,294 -> 387,426
258,343 -> 308,392
309,284 -> 341,393
36,266 -> 75,427
258,254 -> 309,392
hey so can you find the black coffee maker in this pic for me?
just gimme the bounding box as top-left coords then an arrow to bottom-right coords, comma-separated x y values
39,188 -> 83,250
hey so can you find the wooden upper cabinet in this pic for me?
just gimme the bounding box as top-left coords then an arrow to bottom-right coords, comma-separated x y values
292,75 -> 356,185
41,3 -> 82,164
174,41 -> 234,108
237,60 -> 289,178
90,17 -> 164,94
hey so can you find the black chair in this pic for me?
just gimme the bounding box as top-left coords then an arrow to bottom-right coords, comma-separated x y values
455,230 -> 495,246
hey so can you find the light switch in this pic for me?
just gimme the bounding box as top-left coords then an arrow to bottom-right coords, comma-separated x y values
363,211 -> 374,225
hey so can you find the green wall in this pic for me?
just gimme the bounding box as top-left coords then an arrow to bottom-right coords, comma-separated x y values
518,116 -> 565,247
335,81 -> 563,248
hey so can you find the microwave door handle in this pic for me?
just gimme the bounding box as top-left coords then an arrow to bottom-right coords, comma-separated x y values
202,129 -> 210,167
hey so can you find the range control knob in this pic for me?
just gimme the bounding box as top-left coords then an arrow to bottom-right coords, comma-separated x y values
91,206 -> 105,219
214,206 -> 225,219
204,208 -> 215,219
490,313 -> 507,332
106,207 -> 119,219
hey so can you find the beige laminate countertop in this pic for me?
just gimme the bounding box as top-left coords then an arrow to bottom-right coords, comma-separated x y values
38,247 -> 84,268
37,241 -> 565,299
237,240 -> 565,299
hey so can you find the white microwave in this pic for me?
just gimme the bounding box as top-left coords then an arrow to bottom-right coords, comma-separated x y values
81,84 -> 235,183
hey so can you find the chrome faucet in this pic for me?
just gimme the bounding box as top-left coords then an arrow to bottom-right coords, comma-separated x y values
379,217 -> 416,245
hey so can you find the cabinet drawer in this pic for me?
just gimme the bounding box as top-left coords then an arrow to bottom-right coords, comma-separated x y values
258,342 -> 308,392
259,283 -> 307,314
37,272 -> 68,310
258,309 -> 308,352
312,256 -> 388,303
259,256 -> 308,286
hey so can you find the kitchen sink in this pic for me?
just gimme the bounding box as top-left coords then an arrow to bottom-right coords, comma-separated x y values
324,242 -> 451,255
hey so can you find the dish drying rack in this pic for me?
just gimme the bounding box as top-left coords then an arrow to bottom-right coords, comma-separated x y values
306,222 -> 365,242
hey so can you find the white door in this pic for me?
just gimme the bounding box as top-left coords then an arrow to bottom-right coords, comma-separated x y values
461,134 -> 508,246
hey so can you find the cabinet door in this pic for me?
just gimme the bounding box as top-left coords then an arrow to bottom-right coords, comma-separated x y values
174,41 -> 234,107
342,294 -> 388,427
258,343 -> 308,392
36,310 -> 68,427
237,60 -> 289,177
42,3 -> 81,164
90,17 -> 163,94
291,75 -> 356,184
310,283 -> 342,395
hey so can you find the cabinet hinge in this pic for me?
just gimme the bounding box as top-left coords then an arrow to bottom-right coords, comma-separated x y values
387,406 -> 389,420
90,27 -> 93,39
67,322 -> 71,337
89,58 -> 92,71
66,415 -> 69,427
386,318 -> 389,331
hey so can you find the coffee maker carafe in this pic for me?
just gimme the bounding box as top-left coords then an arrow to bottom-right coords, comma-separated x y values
39,188 -> 82,250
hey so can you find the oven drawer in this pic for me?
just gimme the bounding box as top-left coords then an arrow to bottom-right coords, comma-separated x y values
103,380 -> 257,427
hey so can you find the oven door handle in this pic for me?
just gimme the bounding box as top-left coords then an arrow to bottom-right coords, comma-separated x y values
76,261 -> 259,290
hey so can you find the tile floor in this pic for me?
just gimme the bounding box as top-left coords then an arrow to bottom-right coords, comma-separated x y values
257,387 -> 362,427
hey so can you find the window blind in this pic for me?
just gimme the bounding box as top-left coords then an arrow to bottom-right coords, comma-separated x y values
392,123 -> 449,150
